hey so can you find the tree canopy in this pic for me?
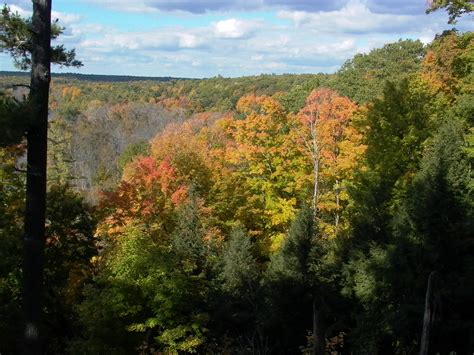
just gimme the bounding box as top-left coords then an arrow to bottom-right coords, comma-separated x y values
0,8 -> 472,354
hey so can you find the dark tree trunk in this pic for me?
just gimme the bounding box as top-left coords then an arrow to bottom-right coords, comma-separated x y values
312,297 -> 326,355
22,1 -> 51,354
419,271 -> 439,355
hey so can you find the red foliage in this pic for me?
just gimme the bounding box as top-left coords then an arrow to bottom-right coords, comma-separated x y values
98,156 -> 188,236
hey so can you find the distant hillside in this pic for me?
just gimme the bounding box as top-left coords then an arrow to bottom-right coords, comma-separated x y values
0,71 -> 190,83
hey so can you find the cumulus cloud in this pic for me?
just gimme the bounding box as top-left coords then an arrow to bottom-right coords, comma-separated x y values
5,4 -> 30,17
213,19 -> 259,39
80,30 -> 206,52
1,0 -> 464,78
84,0 -> 433,15
89,1 -> 158,12
278,1 -> 425,34
264,0 -> 348,12
83,0 -> 253,13
3,0 -> 31,9
142,0 -> 349,13
51,12 -> 82,26
5,3 -> 81,27
71,16 -> 362,77
366,0 -> 427,15
179,33 -> 203,48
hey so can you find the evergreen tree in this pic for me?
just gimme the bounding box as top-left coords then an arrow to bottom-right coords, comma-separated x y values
393,117 -> 474,353
1,4 -> 82,352
349,79 -> 434,246
264,207 -> 346,354
343,101 -> 473,353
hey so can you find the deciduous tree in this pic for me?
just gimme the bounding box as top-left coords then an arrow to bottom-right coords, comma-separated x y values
297,88 -> 363,237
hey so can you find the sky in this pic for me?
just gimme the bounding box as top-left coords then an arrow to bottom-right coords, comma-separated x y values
0,0 -> 472,78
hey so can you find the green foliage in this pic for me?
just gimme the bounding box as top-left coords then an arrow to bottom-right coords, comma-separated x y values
331,39 -> 425,103
267,207 -> 315,283
344,117 -> 474,353
0,92 -> 29,146
178,74 -> 321,113
342,33 -> 474,352
0,5 -> 35,70
341,80 -> 433,351
427,0 -> 474,23
220,228 -> 259,293
209,228 -> 263,352
349,78 -> 436,248
364,80 -> 433,177
74,199 -> 214,353
0,5 -> 82,69
117,141 -> 151,172
264,207 -> 347,353
279,75 -> 328,113
0,147 -> 24,352
1,28 -> 473,354
0,145 -> 96,353
43,184 -> 97,352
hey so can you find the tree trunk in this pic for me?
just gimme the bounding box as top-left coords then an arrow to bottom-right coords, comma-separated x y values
22,1 -> 51,354
312,298 -> 326,355
334,179 -> 340,229
308,110 -> 320,221
419,271 -> 438,355
312,156 -> 319,220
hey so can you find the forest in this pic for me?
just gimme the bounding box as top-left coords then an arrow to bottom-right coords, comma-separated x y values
0,1 -> 473,354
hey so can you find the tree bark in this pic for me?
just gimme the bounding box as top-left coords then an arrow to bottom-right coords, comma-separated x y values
419,271 -> 438,355
304,109 -> 320,221
312,156 -> 320,220
22,1 -> 51,354
312,298 -> 326,355
334,179 -> 340,229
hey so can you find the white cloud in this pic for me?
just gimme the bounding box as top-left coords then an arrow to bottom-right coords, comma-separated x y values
213,19 -> 259,39
51,11 -> 82,26
81,0 -> 158,13
7,4 -> 30,17
6,4 -> 81,27
2,0 -> 466,78
81,0 -> 433,15
278,1 -> 419,33
178,33 -> 203,48
79,29 -> 208,54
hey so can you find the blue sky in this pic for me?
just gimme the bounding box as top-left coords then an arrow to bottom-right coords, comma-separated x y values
0,0 -> 472,78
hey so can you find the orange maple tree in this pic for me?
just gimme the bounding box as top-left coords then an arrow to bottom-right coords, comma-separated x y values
297,88 -> 364,236
98,156 -> 187,238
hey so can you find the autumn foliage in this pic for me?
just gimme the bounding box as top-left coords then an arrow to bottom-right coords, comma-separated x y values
297,88 -> 365,236
1,29 -> 472,354
98,157 -> 187,237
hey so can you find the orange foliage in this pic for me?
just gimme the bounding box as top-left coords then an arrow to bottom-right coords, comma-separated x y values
98,156 -> 188,237
297,88 -> 365,235
95,89 -> 365,245
298,88 -> 360,178
155,96 -> 191,110
420,31 -> 473,97
61,86 -> 81,101
150,121 -> 214,195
